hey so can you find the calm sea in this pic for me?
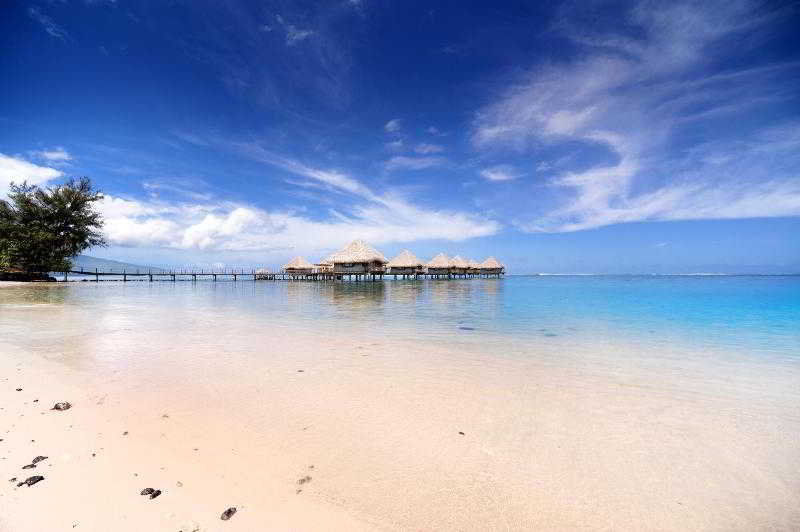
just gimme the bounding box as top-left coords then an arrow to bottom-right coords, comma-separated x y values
4,274 -> 798,360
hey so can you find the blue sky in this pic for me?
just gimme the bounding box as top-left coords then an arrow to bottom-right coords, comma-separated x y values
1,0 -> 799,273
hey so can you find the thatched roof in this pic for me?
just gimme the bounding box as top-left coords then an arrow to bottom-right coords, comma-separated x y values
329,239 -> 388,264
467,259 -> 481,269
427,253 -> 452,268
283,256 -> 315,270
480,256 -> 504,269
387,250 -> 423,268
451,255 -> 469,268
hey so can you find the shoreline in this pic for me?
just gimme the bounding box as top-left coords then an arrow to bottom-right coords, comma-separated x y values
2,283 -> 799,530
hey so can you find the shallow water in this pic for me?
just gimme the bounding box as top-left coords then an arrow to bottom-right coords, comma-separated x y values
1,276 -> 799,530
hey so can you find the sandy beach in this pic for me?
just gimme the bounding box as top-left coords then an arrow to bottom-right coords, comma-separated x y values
1,281 -> 799,531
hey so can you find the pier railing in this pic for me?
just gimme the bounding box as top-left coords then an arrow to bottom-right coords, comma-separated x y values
60,268 -> 504,282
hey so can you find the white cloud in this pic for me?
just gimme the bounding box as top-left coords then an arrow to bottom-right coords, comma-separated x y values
122,141 -> 500,254
0,153 -> 63,193
480,165 -> 522,182
384,119 -> 402,133
414,143 -> 444,154
98,193 -> 500,254
473,0 -> 800,231
32,147 -> 72,162
384,156 -> 446,171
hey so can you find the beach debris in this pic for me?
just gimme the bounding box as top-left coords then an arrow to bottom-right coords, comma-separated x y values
297,475 -> 312,485
140,488 -> 155,496
9,477 -> 16,482
458,431 -> 465,435
51,402 -> 72,411
17,475 -> 44,487
150,489 -> 162,499
33,399 -> 38,402
22,464 -> 36,469
32,456 -> 47,464
220,507 -> 237,520
15,388 -> 22,392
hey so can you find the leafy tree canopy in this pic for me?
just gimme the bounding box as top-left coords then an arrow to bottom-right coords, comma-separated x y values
0,177 -> 106,272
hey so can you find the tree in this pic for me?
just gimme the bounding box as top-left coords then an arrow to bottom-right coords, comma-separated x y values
0,177 -> 106,273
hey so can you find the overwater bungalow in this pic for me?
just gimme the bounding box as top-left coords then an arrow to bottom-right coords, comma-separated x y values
479,256 -> 505,276
467,259 -> 481,277
282,256 -> 315,276
387,250 -> 424,277
426,253 -> 452,277
315,255 -> 335,273
450,255 -> 469,276
330,239 -> 388,278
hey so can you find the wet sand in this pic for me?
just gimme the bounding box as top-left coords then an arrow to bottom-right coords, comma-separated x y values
1,282 -> 799,530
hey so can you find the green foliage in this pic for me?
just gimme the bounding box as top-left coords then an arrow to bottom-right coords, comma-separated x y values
0,177 -> 106,273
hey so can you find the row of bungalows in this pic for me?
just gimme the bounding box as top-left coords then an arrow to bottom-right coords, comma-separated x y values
280,239 -> 504,279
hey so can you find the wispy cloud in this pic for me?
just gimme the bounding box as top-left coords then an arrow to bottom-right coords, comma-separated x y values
384,118 -> 402,133
414,143 -> 444,154
113,138 -> 500,253
32,147 -> 72,162
480,164 -> 522,182
28,6 -> 70,40
474,0 -> 800,232
285,25 -> 314,45
384,155 -> 446,171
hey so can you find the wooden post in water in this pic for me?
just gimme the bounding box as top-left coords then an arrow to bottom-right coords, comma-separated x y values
123,270 -> 127,282
95,268 -> 99,282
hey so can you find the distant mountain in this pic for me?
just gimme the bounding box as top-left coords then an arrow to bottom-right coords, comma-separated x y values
71,255 -> 168,273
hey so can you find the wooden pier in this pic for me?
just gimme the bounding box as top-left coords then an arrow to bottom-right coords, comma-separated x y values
61,268 -> 504,282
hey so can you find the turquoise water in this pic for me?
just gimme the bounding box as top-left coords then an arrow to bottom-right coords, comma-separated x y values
7,275 -> 799,360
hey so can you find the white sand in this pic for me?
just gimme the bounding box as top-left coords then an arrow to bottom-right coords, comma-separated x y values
1,284 -> 799,531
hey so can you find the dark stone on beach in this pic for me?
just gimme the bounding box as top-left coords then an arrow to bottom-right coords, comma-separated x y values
140,488 -> 154,496
297,475 -> 312,485
9,477 -> 16,482
123,431 -> 128,436
17,475 -> 44,487
458,431 -> 465,435
32,456 -> 47,464
33,399 -> 38,403
149,489 -> 162,499
220,507 -> 237,520
297,369 -> 304,372
22,464 -> 36,469
15,388 -> 22,392
51,402 -> 72,411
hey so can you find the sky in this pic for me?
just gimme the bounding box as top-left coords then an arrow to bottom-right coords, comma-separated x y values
1,0 -> 799,273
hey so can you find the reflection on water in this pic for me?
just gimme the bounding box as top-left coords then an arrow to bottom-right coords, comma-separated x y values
2,275 -> 799,359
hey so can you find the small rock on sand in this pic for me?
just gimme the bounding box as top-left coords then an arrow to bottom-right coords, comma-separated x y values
149,489 -> 162,499
17,475 -> 44,487
22,464 -> 36,469
297,475 -> 312,485
51,402 -> 72,411
140,488 -> 155,496
220,507 -> 237,520
32,456 -> 47,464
